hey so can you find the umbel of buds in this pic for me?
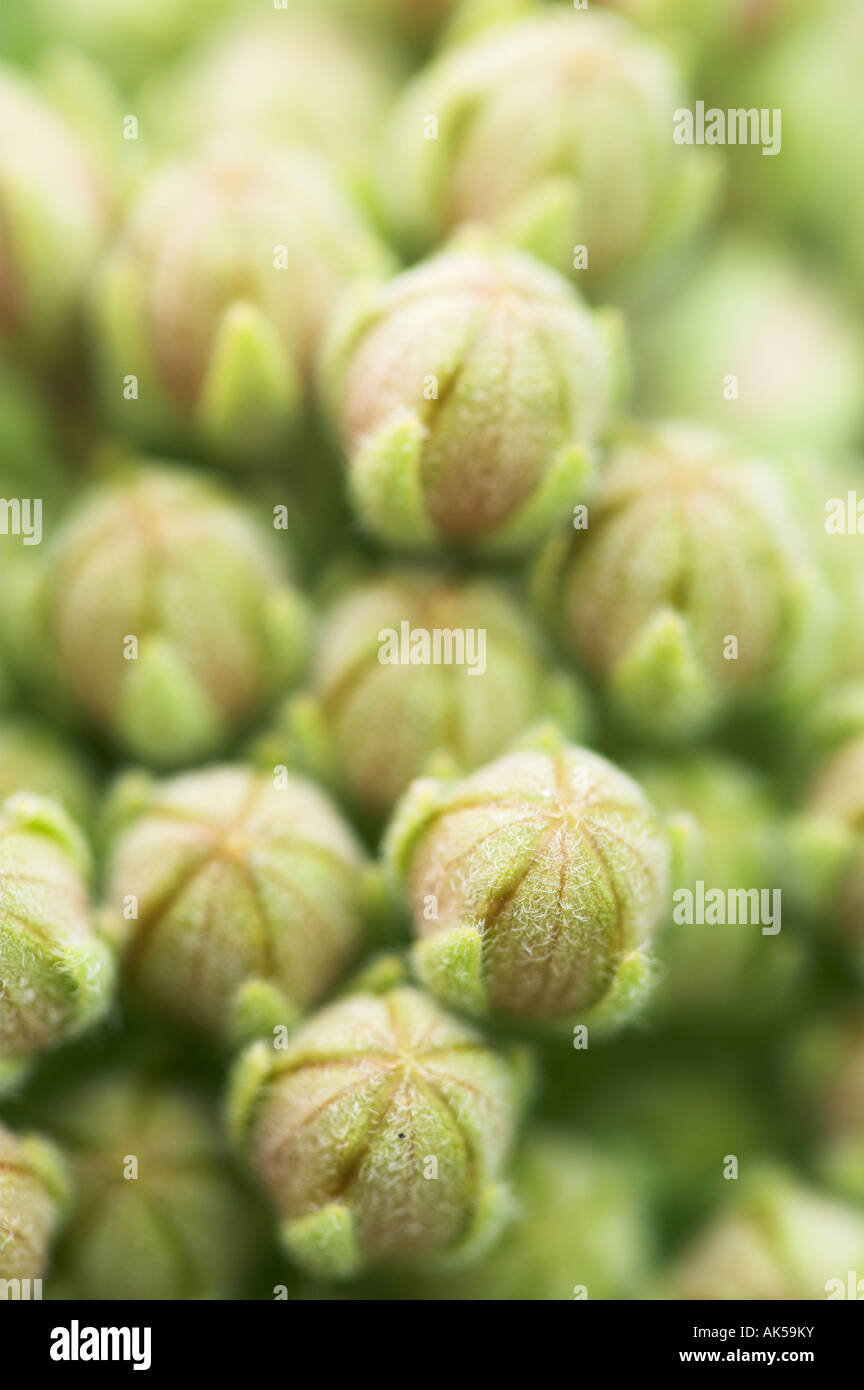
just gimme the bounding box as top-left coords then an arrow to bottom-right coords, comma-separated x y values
386,730 -> 670,1025
378,11 -> 716,281
103,765 -> 374,1040
0,1122 -> 69,1286
0,69 -> 107,355
0,794 -> 114,1091
11,466 -> 308,767
92,142 -> 392,459
228,986 -> 526,1279
47,1075 -> 259,1300
535,423 -> 833,742
321,240 -> 622,555
663,1170 -> 864,1300
255,569 -> 587,821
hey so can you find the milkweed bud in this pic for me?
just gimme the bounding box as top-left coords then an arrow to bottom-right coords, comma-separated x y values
256,569 -> 588,821
0,1122 -> 69,1288
321,241 -> 623,555
634,753 -> 801,1023
378,11 -> 717,282
92,144 -> 393,460
0,68 -> 107,355
0,794 -> 113,1089
386,732 -> 670,1026
103,765 -> 374,1040
147,12 -> 398,194
10,466 -> 309,767
535,423 -> 834,741
663,1171 -> 864,1300
634,235 -> 864,453
228,986 -> 526,1279
46,1075 -> 260,1300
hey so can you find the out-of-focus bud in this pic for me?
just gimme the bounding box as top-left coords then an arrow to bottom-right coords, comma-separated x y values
662,1171 -> 864,1299
634,753 -> 802,1023
386,728 -> 670,1026
229,986 -> 527,1279
147,12 -> 399,198
0,1122 -> 69,1289
378,11 -> 718,284
92,144 -> 393,461
633,235 -> 864,453
321,240 -> 623,555
46,1075 -> 261,1300
254,568 -> 589,822
102,764 -> 375,1041
0,68 -> 107,357
0,794 -> 113,1091
535,423 -> 834,742
8,465 -> 309,767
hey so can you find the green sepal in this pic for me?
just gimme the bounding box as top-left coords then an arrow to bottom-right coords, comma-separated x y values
116,634 -> 225,766
196,301 -> 301,455
2,791 -> 91,881
499,174 -> 582,275
610,608 -> 717,741
350,410 -> 437,550
226,1040 -> 275,1150
576,947 -> 659,1037
412,923 -> 488,1018
228,980 -> 302,1051
281,1202 -> 361,1280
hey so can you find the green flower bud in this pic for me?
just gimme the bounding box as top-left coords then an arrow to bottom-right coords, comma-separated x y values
634,235 -> 864,453
378,11 -> 718,282
47,1075 -> 259,1300
634,753 -> 802,1023
92,144 -> 393,460
739,2 -> 864,294
0,718 -> 97,828
256,568 -> 588,820
663,1171 -> 864,1300
103,764 -> 374,1039
321,241 -> 623,554
228,985 -> 526,1278
369,1132 -> 652,1300
147,12 -> 399,196
0,1121 -> 69,1288
386,731 -> 670,1025
535,423 -> 834,741
11,465 -> 309,766
0,794 -> 113,1089
0,68 -> 107,356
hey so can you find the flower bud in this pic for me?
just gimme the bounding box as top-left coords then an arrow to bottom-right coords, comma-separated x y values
0,1121 -> 68,1287
535,423 -> 834,741
321,241 -> 623,554
634,235 -> 864,453
0,68 -> 107,355
370,1133 -> 652,1300
103,764 -> 374,1039
228,986 -> 526,1278
92,144 -> 393,460
378,11 -> 718,281
0,793 -> 113,1089
0,719 -> 97,828
256,568 -> 588,820
634,753 -> 802,1023
386,731 -> 670,1024
147,12 -> 398,195
46,1075 -> 260,1300
663,1171 -> 864,1300
10,465 -> 309,766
